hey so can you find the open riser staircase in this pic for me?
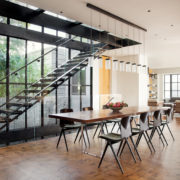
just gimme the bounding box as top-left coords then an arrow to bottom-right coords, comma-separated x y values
0,41 -> 108,131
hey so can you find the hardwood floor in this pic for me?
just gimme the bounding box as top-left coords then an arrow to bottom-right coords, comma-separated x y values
0,118 -> 180,180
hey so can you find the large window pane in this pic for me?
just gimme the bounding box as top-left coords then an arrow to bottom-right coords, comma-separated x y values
28,23 -> 42,32
172,75 -> 177,82
0,16 -> 7,23
44,44 -> 56,76
9,37 -> 25,97
164,75 -> 170,83
0,35 -> 6,105
44,27 -> 56,36
172,91 -> 177,97
172,83 -> 177,90
10,19 -> 26,28
164,83 -> 170,91
165,91 -> 170,99
27,41 -> 41,83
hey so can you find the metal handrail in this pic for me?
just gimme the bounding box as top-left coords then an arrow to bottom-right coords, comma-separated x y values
0,35 -> 78,82
0,43 -> 107,108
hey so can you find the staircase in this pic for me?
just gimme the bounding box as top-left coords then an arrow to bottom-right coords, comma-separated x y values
0,37 -> 108,131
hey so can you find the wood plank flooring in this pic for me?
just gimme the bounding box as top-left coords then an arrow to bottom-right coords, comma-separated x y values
0,118 -> 180,180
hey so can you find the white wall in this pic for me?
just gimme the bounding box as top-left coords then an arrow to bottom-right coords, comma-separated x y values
93,59 -> 100,110
111,54 -> 148,106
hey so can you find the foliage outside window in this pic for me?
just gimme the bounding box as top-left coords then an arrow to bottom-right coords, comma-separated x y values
72,70 -> 86,95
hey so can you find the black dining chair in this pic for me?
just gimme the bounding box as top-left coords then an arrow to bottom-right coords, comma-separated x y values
149,110 -> 168,146
161,107 -> 175,140
131,112 -> 155,154
98,116 -> 141,173
56,108 -> 87,151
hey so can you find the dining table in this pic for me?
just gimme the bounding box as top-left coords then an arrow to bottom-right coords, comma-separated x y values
49,106 -> 170,156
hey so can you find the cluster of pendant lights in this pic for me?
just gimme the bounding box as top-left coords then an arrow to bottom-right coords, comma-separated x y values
88,8 -> 148,74
89,57 -> 147,74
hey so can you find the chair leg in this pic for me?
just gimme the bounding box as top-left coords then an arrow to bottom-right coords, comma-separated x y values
98,142 -> 109,168
143,133 -> 152,154
119,140 -> 127,156
111,122 -> 116,132
117,122 -> 121,133
56,129 -> 63,148
62,130 -> 68,152
125,138 -> 136,163
156,127 -> 165,147
85,126 -> 90,147
158,126 -> 168,146
136,133 -> 143,148
104,122 -> 109,133
74,128 -> 81,144
109,142 -> 124,173
117,140 -> 124,156
130,136 -> 141,161
93,124 -> 100,139
145,131 -> 155,152
149,128 -> 156,140
166,124 -> 175,141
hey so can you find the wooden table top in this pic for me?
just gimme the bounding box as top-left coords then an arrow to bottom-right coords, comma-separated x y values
49,106 -> 170,124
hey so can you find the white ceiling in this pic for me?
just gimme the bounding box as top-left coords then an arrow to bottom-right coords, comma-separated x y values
19,0 -> 180,69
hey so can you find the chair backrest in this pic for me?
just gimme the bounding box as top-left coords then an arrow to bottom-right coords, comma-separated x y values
120,116 -> 132,138
82,107 -> 93,111
165,107 -> 173,123
139,112 -> 149,131
60,108 -> 74,126
153,110 -> 162,127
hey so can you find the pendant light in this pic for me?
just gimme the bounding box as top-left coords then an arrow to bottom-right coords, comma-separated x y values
137,64 -> 141,73
113,60 -> 119,71
126,25 -> 131,72
105,57 -> 111,69
126,62 -> 131,72
105,16 -> 111,70
143,31 -> 147,74
98,12 -> 103,68
119,60 -> 125,72
89,8 -> 93,67
132,27 -> 137,73
132,63 -> 137,73
112,19 -> 118,71
119,22 -> 124,72
138,29 -> 141,74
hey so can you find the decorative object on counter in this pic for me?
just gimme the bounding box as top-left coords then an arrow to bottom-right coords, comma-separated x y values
106,101 -> 128,112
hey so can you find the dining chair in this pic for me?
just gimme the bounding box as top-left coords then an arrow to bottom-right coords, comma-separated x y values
98,116 -> 140,173
131,112 -> 155,154
149,110 -> 168,146
56,108 -> 87,151
161,107 -> 175,140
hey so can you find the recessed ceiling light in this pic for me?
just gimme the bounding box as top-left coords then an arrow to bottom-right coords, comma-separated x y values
147,9 -> 151,13
170,24 -> 174,27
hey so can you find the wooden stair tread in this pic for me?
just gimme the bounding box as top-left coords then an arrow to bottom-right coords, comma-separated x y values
7,102 -> 33,107
0,109 -> 22,115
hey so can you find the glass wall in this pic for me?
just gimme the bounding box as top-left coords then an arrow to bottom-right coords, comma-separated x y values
0,8 -> 93,146
0,35 -> 7,106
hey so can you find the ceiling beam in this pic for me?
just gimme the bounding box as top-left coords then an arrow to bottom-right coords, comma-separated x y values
87,3 -> 147,32
0,22 -> 91,51
0,0 -> 140,48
